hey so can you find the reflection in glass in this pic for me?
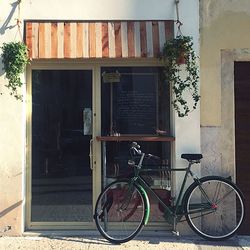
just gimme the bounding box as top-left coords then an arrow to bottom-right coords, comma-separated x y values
101,67 -> 170,136
31,70 -> 92,222
101,67 -> 171,223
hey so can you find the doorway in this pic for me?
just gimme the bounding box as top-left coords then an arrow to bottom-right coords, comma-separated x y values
234,62 -> 250,234
30,70 -> 93,223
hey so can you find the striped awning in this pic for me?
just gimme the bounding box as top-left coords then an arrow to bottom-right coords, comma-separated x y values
25,21 -> 174,59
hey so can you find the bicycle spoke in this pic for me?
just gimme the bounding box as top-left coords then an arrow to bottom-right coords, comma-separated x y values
212,181 -> 222,203
119,190 -> 133,211
188,203 -> 213,212
94,181 -> 146,243
185,177 -> 245,240
198,185 -> 213,205
214,189 -> 234,205
189,210 -> 216,220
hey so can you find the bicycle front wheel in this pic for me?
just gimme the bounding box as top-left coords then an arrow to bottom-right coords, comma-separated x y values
94,180 -> 147,243
184,176 -> 245,240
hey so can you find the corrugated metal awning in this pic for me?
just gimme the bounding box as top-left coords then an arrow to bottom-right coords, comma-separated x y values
25,21 -> 174,59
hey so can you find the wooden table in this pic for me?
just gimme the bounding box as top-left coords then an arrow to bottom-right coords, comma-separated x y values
96,135 -> 175,142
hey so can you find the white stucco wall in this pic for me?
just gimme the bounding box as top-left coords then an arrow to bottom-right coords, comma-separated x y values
0,0 -> 199,235
1,0 -> 199,49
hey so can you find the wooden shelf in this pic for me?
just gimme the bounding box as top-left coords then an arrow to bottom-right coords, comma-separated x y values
96,135 -> 175,142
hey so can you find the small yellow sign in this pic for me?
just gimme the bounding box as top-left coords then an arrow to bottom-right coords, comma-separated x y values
102,71 -> 121,83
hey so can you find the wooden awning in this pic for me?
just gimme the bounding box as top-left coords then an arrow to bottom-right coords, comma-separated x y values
25,21 -> 174,59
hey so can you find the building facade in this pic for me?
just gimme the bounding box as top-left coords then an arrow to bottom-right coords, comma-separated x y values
2,0 -> 248,237
200,0 -> 250,234
0,0 -> 200,235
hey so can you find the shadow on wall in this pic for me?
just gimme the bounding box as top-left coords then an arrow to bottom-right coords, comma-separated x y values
0,59 -> 5,97
0,200 -> 22,235
0,60 -> 4,76
0,1 -> 19,35
0,200 -> 22,218
0,1 -> 20,81
0,57 -> 5,98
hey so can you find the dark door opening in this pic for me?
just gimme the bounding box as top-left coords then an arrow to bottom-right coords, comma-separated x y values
234,62 -> 250,234
31,70 -> 93,222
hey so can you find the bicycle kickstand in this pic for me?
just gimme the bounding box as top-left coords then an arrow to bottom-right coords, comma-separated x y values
172,216 -> 180,237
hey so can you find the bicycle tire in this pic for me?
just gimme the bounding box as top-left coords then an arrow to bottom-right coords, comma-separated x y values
183,176 -> 245,240
94,180 -> 148,244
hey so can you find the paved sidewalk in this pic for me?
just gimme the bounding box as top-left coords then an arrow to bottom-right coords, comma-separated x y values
0,235 -> 250,250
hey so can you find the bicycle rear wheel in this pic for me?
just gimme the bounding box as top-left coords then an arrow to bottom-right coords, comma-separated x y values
184,176 -> 245,240
94,180 -> 147,243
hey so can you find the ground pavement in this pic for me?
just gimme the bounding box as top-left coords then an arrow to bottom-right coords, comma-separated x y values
0,234 -> 250,250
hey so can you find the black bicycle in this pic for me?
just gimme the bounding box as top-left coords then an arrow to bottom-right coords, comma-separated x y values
94,142 -> 245,243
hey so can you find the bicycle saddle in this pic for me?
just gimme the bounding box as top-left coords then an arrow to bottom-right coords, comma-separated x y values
181,154 -> 203,161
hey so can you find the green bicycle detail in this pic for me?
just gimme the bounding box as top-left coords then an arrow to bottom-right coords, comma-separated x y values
137,184 -> 150,225
94,142 -> 245,244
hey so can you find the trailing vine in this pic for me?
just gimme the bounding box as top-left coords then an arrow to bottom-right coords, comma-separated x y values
160,35 -> 200,117
1,41 -> 30,100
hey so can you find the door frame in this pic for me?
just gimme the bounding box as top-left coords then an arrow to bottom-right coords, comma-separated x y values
25,62 -> 101,230
220,49 -> 250,235
25,59 -> 165,230
221,49 -> 250,180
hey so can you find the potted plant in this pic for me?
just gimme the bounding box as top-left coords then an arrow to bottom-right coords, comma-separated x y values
160,35 -> 200,117
1,41 -> 30,100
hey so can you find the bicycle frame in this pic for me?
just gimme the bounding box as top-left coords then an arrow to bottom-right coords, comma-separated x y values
130,153 -> 200,224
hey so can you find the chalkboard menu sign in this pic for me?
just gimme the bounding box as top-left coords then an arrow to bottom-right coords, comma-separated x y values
112,74 -> 158,134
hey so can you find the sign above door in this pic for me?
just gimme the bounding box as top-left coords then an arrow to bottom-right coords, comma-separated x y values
25,20 -> 174,59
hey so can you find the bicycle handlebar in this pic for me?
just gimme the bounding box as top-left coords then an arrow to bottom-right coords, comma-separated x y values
146,154 -> 161,161
129,142 -> 160,160
129,142 -> 141,156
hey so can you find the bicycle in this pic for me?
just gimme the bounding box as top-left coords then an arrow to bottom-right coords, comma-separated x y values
94,142 -> 245,243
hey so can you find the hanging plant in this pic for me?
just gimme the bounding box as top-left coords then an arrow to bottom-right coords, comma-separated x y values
1,41 -> 30,100
160,35 -> 200,117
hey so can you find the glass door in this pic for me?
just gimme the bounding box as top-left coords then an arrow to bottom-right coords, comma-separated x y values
30,70 -> 93,223
100,66 -> 172,224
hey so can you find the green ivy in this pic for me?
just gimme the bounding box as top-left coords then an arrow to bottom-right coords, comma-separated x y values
160,36 -> 200,117
1,42 -> 30,100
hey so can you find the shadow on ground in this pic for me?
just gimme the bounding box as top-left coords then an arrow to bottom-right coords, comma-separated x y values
34,233 -> 248,248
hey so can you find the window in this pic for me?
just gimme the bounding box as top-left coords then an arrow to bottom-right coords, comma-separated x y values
101,67 -> 170,136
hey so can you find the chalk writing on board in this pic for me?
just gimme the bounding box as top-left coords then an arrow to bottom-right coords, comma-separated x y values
113,88 -> 157,134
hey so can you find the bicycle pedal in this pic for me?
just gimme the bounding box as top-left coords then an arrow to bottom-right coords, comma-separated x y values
172,230 -> 180,237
